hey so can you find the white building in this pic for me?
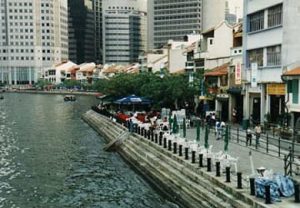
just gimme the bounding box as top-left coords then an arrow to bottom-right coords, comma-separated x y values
44,61 -> 79,85
102,0 -> 147,65
243,0 -> 300,127
0,0 -> 69,85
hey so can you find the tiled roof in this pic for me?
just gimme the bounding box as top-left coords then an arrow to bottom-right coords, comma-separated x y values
204,63 -> 229,77
282,67 -> 300,76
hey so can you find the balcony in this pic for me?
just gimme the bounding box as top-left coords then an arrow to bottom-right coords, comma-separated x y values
185,61 -> 194,72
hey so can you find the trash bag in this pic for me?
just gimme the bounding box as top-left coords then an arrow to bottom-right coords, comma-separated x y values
274,173 -> 295,197
255,178 -> 281,202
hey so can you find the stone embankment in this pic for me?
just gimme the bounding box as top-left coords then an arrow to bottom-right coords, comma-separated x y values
82,110 -> 270,208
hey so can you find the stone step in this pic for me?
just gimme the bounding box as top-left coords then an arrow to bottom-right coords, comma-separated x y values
124,137 -> 236,208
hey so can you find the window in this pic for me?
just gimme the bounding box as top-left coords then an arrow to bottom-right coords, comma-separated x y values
268,4 -> 282,28
267,45 -> 281,66
289,80 -> 299,104
248,11 -> 264,32
248,48 -> 263,67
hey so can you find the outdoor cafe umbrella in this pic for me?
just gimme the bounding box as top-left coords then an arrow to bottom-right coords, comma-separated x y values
183,118 -> 186,138
196,119 -> 200,142
114,94 -> 151,111
224,125 -> 229,152
172,114 -> 178,134
204,125 -> 209,149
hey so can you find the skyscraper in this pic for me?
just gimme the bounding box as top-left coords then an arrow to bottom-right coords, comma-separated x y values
0,0 -> 68,85
102,0 -> 147,64
68,0 -> 103,64
150,0 -> 202,49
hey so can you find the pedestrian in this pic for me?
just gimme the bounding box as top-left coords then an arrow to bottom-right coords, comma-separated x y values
232,107 -> 237,123
254,123 -> 262,147
246,128 -> 252,146
215,120 -> 221,139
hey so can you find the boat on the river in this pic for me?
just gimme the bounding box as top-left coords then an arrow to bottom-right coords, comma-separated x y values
0,95 -> 3,100
64,95 -> 76,102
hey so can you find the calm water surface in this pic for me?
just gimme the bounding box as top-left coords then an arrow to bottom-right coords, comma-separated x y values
0,93 -> 178,208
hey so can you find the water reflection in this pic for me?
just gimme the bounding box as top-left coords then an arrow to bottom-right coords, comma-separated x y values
0,93 -> 179,208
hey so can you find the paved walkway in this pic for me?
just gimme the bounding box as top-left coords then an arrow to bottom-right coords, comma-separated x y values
176,127 -> 300,208
182,127 -> 300,181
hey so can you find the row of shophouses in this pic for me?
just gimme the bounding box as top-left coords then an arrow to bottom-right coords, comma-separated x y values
42,0 -> 300,129
139,0 -> 300,129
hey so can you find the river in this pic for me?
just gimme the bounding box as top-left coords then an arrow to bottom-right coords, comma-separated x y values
0,93 -> 178,208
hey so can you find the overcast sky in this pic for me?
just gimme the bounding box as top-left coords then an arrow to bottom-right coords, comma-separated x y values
228,0 -> 243,19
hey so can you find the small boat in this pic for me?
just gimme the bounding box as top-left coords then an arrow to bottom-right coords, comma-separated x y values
64,95 -> 76,102
0,95 -> 3,100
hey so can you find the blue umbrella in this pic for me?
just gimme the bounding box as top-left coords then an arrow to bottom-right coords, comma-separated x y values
114,94 -> 152,105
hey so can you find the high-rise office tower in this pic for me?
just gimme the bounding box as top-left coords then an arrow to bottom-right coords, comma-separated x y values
68,0 -> 96,64
149,0 -> 202,49
0,0 -> 68,85
68,0 -> 103,64
102,0 -> 147,64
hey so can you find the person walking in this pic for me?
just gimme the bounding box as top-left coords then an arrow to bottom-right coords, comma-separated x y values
254,124 -> 262,147
246,128 -> 252,146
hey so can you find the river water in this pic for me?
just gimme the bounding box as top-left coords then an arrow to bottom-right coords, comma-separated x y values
0,93 -> 178,208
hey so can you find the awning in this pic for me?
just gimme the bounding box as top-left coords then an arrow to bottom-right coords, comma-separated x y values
227,87 -> 242,94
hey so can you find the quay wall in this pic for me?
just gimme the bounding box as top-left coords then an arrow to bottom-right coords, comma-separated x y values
82,110 -> 269,208
5,89 -> 97,96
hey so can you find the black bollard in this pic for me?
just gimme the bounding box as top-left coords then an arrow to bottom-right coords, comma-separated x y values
144,130 -> 148,139
173,142 -> 177,154
265,185 -> 271,204
151,130 -> 154,140
184,147 -> 189,160
168,140 -> 172,151
199,154 -> 203,167
225,167 -> 231,182
250,178 -> 255,196
163,137 -> 167,148
295,183 -> 300,203
147,130 -> 151,140
191,151 -> 196,164
216,161 -> 221,177
141,128 -> 144,136
159,132 -> 163,142
179,145 -> 183,156
207,158 -> 211,172
134,124 -> 138,133
159,135 -> 162,146
237,172 -> 242,189
138,127 -> 141,134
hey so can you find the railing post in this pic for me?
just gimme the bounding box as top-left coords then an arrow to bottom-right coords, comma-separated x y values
225,167 -> 230,182
278,136 -> 281,157
191,151 -> 196,164
173,142 -> 177,154
158,132 -> 162,145
265,185 -> 271,204
216,161 -> 220,177
151,130 -> 154,141
289,147 -> 293,176
284,155 -> 287,176
250,178 -> 255,196
185,147 -> 189,160
168,140 -> 172,151
179,145 -> 183,156
163,137 -> 167,148
237,172 -> 242,189
295,183 -> 300,203
147,130 -> 151,140
237,127 -> 239,143
207,158 -> 211,172
199,154 -> 203,167
266,134 -> 269,153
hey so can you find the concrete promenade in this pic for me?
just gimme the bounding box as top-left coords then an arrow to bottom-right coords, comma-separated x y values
181,127 -> 300,207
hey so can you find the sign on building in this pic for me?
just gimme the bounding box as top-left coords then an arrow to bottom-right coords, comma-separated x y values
251,63 -> 258,88
235,62 -> 241,85
267,84 -> 285,95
